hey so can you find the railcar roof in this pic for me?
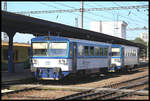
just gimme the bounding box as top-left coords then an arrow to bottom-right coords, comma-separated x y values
31,36 -> 111,46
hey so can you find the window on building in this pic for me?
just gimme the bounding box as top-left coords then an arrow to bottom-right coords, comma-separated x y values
28,48 -> 30,56
3,49 -> 8,60
14,50 -> 18,61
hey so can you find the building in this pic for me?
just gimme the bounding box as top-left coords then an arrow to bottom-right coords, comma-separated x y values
90,21 -> 128,39
1,41 -> 31,71
140,32 -> 149,42
1,32 -> 9,42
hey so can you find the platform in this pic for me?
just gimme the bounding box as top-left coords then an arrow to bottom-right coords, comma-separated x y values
1,69 -> 34,82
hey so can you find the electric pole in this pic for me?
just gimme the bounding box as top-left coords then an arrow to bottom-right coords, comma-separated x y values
147,35 -> 149,61
4,1 -> 7,11
75,17 -> 78,27
81,1 -> 84,28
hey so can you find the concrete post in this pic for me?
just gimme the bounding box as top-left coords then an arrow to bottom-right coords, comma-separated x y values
7,31 -> 15,73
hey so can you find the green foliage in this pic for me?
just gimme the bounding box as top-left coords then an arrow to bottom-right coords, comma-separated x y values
130,37 -> 147,46
129,37 -> 148,58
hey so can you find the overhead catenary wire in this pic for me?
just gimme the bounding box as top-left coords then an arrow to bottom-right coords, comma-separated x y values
113,2 -> 148,25
86,2 -> 148,40
6,2 -> 148,37
92,2 -> 147,28
12,2 -> 148,28
91,2 -> 148,32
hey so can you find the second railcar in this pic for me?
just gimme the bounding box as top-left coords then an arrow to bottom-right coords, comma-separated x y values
109,44 -> 139,72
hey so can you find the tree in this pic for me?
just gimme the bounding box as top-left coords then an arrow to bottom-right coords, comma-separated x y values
130,37 -> 147,46
129,37 -> 147,58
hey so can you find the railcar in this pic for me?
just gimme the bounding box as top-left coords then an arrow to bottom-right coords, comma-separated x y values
109,44 -> 139,72
30,36 -> 112,80
30,36 -> 139,80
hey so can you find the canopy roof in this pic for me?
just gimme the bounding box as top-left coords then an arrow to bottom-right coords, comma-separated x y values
2,10 -> 144,48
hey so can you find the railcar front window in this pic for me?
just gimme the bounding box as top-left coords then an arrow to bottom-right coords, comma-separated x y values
32,42 -> 68,57
112,48 -> 120,57
32,42 -> 48,56
48,42 -> 68,57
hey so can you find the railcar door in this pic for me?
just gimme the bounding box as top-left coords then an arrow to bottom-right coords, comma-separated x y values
121,47 -> 125,67
108,46 -> 112,68
72,42 -> 77,73
137,48 -> 139,64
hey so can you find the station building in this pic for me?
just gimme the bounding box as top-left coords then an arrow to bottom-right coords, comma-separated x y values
90,21 -> 128,39
1,41 -> 31,71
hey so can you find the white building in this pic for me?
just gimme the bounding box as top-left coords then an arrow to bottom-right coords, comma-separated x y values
90,21 -> 128,39
1,32 -> 9,42
140,32 -> 149,42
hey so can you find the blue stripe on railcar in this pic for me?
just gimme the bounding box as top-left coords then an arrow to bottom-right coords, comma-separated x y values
31,36 -> 69,42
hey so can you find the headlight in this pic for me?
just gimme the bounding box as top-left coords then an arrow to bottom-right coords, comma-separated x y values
59,59 -> 67,65
32,59 -> 38,65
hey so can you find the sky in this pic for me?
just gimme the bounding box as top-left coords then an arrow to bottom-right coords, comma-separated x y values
1,1 -> 149,43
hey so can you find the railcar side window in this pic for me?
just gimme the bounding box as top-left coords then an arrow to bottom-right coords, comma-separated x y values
104,48 -> 108,56
134,50 -> 136,56
111,48 -> 120,57
95,47 -> 99,56
32,42 -> 48,56
48,42 -> 68,57
84,46 -> 89,56
78,45 -> 84,56
128,52 -> 130,56
90,46 -> 94,56
129,50 -> 131,56
100,48 -> 103,56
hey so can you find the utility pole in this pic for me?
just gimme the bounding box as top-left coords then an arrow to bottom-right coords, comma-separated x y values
81,1 -> 84,28
75,17 -> 78,27
4,1 -> 7,11
147,35 -> 149,61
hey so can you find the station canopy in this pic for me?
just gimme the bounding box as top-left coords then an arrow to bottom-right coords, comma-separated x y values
2,10 -> 144,48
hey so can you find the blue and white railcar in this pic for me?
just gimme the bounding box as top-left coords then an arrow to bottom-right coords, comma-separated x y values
109,44 -> 139,72
30,36 -> 111,80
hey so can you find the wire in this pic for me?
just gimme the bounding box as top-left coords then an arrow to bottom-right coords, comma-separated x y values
113,2 -> 148,24
90,2 -> 148,40
92,2 -> 148,29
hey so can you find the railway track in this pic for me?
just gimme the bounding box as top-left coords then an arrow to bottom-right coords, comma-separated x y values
1,66 -> 148,100
56,75 -> 148,100
1,78 -> 36,90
